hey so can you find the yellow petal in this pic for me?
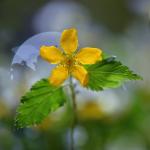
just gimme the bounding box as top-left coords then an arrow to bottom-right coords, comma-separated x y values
71,65 -> 88,86
60,28 -> 78,54
76,47 -> 102,64
40,46 -> 64,64
49,65 -> 69,86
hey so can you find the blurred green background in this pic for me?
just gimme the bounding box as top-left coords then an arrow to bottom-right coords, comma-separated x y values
0,0 -> 150,150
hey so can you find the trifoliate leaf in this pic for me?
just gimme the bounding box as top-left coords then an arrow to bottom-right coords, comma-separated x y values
86,59 -> 142,91
15,79 -> 66,128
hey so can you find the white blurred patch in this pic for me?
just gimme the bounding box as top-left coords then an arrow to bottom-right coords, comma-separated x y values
129,0 -> 150,18
73,126 -> 88,148
11,32 -> 61,70
0,67 -> 20,107
33,1 -> 90,32
76,85 -> 130,116
65,126 -> 88,149
11,32 -> 61,82
32,0 -> 110,50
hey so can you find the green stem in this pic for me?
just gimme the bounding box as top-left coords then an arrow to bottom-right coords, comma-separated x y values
69,77 -> 76,150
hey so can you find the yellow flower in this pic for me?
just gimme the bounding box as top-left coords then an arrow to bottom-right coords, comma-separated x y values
40,28 -> 102,86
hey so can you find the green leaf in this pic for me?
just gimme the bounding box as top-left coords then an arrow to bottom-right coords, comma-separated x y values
15,79 -> 66,128
86,59 -> 142,91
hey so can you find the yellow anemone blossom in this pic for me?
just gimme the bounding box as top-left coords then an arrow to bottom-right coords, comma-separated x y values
40,28 -> 102,86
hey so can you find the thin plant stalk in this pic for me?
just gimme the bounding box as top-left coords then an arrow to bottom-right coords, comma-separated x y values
69,77 -> 77,150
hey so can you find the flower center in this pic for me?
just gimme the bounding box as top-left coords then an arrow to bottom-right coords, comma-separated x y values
60,54 -> 80,73
66,58 -> 73,66
64,55 -> 75,68
60,54 -> 77,72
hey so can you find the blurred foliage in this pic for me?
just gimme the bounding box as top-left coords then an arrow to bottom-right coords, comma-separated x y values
1,88 -> 150,150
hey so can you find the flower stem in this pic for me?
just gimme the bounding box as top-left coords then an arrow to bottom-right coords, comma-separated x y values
69,77 -> 76,150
